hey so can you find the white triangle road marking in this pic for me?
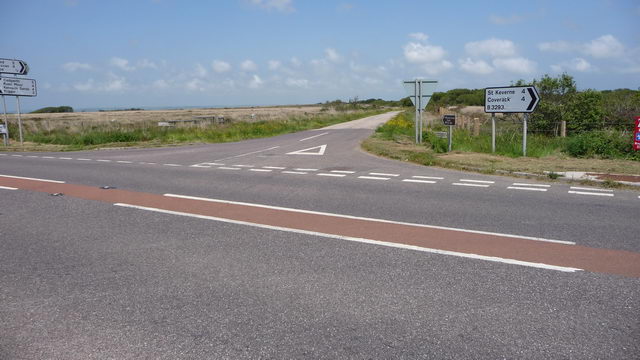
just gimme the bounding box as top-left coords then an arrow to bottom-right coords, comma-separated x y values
286,144 -> 327,156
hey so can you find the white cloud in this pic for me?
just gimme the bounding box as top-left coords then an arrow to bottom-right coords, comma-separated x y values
325,48 -> 342,63
241,59 -> 258,71
404,42 -> 446,63
194,63 -> 208,77
290,57 -> 302,67
459,58 -> 494,74
551,58 -> 594,73
465,38 -> 516,57
409,32 -> 428,41
420,60 -> 453,76
249,74 -> 264,89
583,34 -> 624,58
285,77 -> 309,88
489,14 -> 523,25
103,74 -> 128,92
538,40 -> 575,52
268,60 -> 281,70
185,78 -> 206,92
249,0 -> 294,13
62,62 -> 92,72
137,59 -> 158,69
212,60 -> 231,73
492,57 -> 536,74
110,57 -> 135,71
152,79 -> 170,89
73,78 -> 95,92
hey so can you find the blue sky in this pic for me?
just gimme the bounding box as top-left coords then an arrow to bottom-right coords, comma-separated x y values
2,0 -> 639,111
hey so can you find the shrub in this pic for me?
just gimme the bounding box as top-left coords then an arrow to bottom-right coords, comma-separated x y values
31,106 -> 74,113
564,130 -> 639,160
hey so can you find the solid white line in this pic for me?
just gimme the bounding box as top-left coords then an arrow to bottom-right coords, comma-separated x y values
358,176 -> 390,181
513,183 -> 550,187
262,166 -> 286,170
249,169 -> 272,172
282,171 -> 308,175
570,186 -> 613,192
403,179 -> 436,184
96,159 -> 112,162
215,146 -> 280,161
299,132 -> 329,142
163,193 -> 576,245
115,202 -> 581,273
412,176 -> 444,180
232,165 -> 254,168
163,164 -> 182,167
76,158 -> 91,161
452,183 -> 490,188
460,179 -> 495,184
568,191 -> 614,197
508,186 -> 548,192
116,161 -> 132,164
218,167 -> 242,170
318,173 -> 346,177
294,168 -> 318,172
369,173 -> 399,177
0,186 -> 18,190
58,157 -> 73,160
330,170 -> 355,174
0,174 -> 65,183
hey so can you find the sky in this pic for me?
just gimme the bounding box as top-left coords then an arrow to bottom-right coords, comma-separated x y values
2,0 -> 639,112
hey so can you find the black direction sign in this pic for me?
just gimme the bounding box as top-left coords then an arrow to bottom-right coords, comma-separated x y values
0,58 -> 29,75
442,114 -> 456,126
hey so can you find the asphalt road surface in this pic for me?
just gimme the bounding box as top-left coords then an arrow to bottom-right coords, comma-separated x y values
1,111 -> 639,359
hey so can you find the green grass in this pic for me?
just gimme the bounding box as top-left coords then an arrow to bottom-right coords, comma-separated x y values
19,110 -> 388,150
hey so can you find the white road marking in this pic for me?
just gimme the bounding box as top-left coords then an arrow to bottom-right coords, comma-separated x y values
139,162 -> 157,165
569,186 -> 613,192
27,155 -> 39,158
0,153 -> 6,156
163,164 -> 182,167
11,154 -> 23,157
0,174 -> 66,183
460,179 -> 495,184
218,167 -> 242,170
286,144 -> 327,156
215,146 -> 280,161
96,159 -> 112,162
262,166 -> 286,170
116,203 -> 580,272
330,170 -> 355,174
317,173 -> 346,177
295,168 -> 318,171
282,171 -> 308,175
412,176 -> 444,180
190,162 -> 224,168
568,191 -> 614,197
163,194 -> 576,245
299,132 -> 329,142
116,161 -> 132,164
42,156 -> 55,159
513,183 -> 550,187
76,158 -> 91,161
358,176 -> 390,181
0,186 -> 18,190
508,186 -> 548,192
249,169 -> 272,172
58,157 -> 73,160
453,183 -> 490,188
369,172 -> 399,177
403,179 -> 437,184
232,165 -> 254,168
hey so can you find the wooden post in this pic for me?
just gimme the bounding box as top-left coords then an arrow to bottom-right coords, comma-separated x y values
473,118 -> 480,136
561,120 -> 566,137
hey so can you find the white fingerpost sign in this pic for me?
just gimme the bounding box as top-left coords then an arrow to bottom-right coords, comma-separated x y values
0,77 -> 37,97
0,58 -> 29,75
403,79 -> 437,144
0,58 -> 37,146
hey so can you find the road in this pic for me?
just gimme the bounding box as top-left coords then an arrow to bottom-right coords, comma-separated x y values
1,111 -> 639,359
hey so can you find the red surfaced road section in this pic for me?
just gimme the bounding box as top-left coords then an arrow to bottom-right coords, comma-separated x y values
2,175 -> 640,278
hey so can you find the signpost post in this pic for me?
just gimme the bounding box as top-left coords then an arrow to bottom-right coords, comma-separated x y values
633,116 -> 640,151
484,86 -> 539,156
442,114 -> 455,152
0,59 -> 37,146
403,79 -> 437,144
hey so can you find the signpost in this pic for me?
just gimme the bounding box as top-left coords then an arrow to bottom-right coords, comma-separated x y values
0,58 -> 36,146
442,114 -> 455,152
634,116 -> 640,151
403,79 -> 437,144
485,86 -> 540,156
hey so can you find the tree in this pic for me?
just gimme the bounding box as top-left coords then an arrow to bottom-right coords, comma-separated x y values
564,90 -> 604,133
529,73 -> 576,135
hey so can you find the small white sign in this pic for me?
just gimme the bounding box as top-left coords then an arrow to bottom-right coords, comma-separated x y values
485,86 -> 539,113
0,124 -> 7,134
0,77 -> 37,97
0,58 -> 28,75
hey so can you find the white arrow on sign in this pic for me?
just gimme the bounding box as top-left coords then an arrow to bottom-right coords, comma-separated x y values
0,77 -> 37,97
484,86 -> 539,113
403,80 -> 437,110
0,58 -> 29,75
286,144 -> 327,156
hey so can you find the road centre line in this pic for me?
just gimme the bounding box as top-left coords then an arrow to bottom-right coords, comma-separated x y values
460,179 -> 495,184
513,183 -> 550,187
215,146 -> 280,162
58,157 -> 73,160
27,155 -> 39,158
508,186 -> 548,192
139,162 -> 157,165
115,202 -> 581,273
295,168 -> 318,171
116,161 -> 132,164
249,168 -> 272,172
0,174 -> 66,183
232,165 -> 254,168
282,171 -> 308,175
218,167 -> 242,170
568,191 -> 614,197
162,193 -> 576,245
412,176 -> 444,180
96,159 -> 111,162
299,132 -> 329,142
0,185 -> 18,190
369,172 -> 399,177
403,179 -> 437,184
318,173 -> 346,177
330,170 -> 355,174
453,183 -> 490,188
11,154 -> 23,157
41,156 -> 55,159
262,166 -> 286,170
163,164 -> 182,167
358,176 -> 390,181
570,186 -> 613,192
76,158 -> 92,161
0,153 -> 6,156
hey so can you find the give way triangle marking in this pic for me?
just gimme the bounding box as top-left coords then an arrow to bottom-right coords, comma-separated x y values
286,144 -> 327,156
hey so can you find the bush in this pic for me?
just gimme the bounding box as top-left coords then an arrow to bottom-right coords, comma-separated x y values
564,130 -> 639,160
31,106 -> 74,113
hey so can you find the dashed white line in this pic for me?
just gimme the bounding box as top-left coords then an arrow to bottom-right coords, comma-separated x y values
96,159 -> 112,162
508,186 -> 548,192
513,183 -> 550,188
295,168 -> 318,172
412,176 -> 444,180
299,132 -> 329,142
282,171 -> 308,175
218,167 -> 242,170
58,157 -> 73,160
262,166 -> 286,170
232,165 -> 254,168
0,186 -> 18,190
76,158 -> 91,161
0,153 -> 6,156
453,183 -> 490,188
27,155 -> 39,158
42,156 -> 55,159
190,162 -> 224,168
358,176 -> 390,181
459,179 -> 495,184
116,161 -> 132,164
163,164 -> 182,167
403,179 -> 437,184
569,186 -> 613,192
139,162 -> 157,165
330,170 -> 355,174
0,174 -> 65,183
215,146 -> 280,162
249,169 -> 272,172
369,172 -> 399,177
318,173 -> 346,177
568,191 -> 614,197
11,154 -> 23,157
